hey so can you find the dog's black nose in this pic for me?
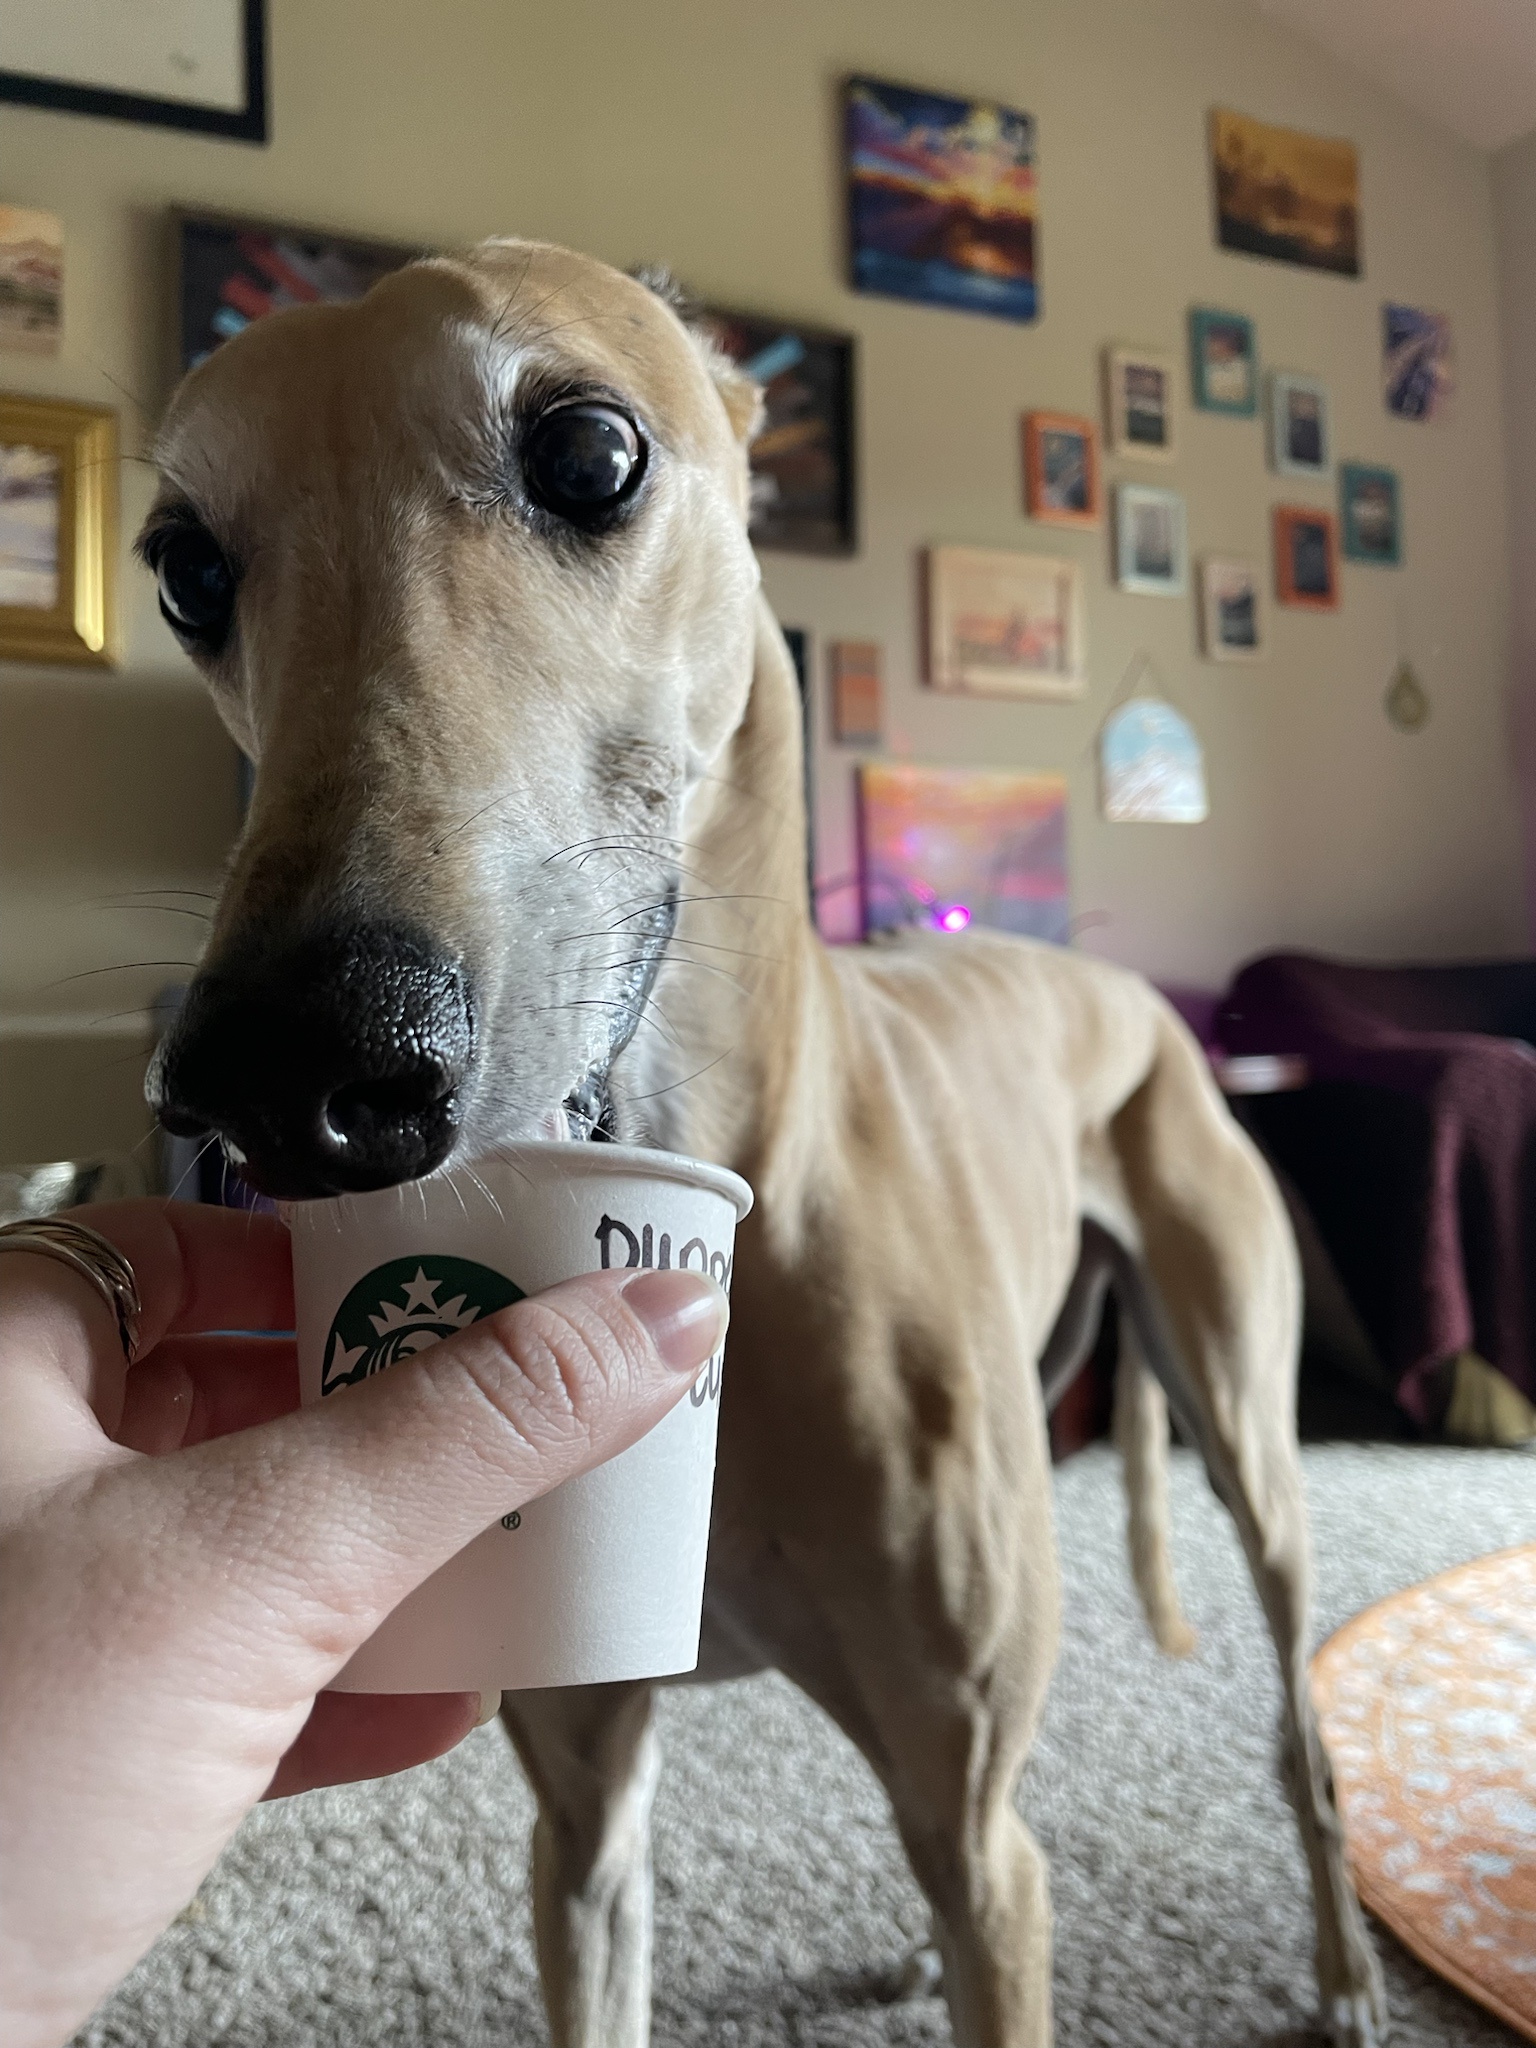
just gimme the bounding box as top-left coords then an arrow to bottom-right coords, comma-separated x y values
151,924 -> 474,1199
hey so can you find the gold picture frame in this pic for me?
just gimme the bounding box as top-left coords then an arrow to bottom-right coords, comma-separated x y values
0,394 -> 119,666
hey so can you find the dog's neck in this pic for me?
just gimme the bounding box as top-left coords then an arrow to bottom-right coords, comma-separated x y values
633,595 -> 833,1231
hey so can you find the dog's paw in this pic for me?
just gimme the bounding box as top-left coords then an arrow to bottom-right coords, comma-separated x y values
883,1944 -> 943,2002
1322,1984 -> 1389,2048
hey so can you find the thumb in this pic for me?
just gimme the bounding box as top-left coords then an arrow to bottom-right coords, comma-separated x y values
163,1266 -> 727,1674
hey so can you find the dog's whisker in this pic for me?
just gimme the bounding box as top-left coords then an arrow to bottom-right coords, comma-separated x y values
43,960 -> 201,991
620,1046 -> 735,1107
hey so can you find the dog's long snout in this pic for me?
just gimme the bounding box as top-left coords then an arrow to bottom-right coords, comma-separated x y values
152,923 -> 474,1199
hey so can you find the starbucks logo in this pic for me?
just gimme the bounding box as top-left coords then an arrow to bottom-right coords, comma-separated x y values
321,1255 -> 524,1397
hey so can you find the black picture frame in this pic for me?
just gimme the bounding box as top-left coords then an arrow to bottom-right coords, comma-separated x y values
0,0 -> 268,144
702,309 -> 856,557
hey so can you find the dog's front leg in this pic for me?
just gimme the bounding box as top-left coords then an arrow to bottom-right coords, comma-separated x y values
500,1680 -> 659,2048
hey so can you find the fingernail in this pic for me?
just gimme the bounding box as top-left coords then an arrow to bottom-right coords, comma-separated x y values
475,1689 -> 503,1726
622,1269 -> 729,1372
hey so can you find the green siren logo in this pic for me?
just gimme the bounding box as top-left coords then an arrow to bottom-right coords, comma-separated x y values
321,1255 -> 524,1396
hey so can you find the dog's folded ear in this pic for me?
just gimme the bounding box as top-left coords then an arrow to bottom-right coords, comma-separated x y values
630,263 -> 764,447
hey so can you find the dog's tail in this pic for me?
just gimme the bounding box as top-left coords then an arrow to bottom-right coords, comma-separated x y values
1040,1218 -> 1196,1657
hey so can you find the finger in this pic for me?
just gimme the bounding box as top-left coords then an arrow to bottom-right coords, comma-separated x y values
0,1205 -> 293,1493
163,1266 -> 728,1685
78,1201 -> 294,1352
261,1690 -> 488,1800
115,1336 -> 299,1455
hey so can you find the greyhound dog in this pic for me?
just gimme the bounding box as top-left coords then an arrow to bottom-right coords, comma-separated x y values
141,241 -> 1385,2046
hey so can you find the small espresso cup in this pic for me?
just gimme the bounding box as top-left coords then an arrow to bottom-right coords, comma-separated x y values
285,1143 -> 752,1694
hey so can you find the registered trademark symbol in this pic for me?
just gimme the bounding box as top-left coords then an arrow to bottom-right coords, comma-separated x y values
500,1511 -> 522,1531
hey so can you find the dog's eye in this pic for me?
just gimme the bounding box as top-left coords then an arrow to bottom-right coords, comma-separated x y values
151,524 -> 237,648
524,404 -> 644,523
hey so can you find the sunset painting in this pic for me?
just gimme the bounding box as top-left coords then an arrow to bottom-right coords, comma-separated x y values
845,77 -> 1038,320
1210,109 -> 1360,277
858,763 -> 1069,942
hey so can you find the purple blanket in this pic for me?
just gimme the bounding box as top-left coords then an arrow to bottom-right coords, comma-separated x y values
1217,953 -> 1536,1423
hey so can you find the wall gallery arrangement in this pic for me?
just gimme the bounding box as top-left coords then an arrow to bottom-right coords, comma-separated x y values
0,73 -> 1456,943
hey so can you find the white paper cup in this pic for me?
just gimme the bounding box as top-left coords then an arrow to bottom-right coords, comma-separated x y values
285,1143 -> 753,1694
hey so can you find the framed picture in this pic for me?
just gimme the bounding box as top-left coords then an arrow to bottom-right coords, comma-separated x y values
1105,346 -> 1176,460
701,310 -> 855,555
176,210 -> 423,373
858,763 -> 1069,942
845,76 -> 1038,322
1274,505 -> 1340,610
1210,108 -> 1360,277
1383,304 -> 1454,422
0,0 -> 267,143
925,545 -> 1085,699
1199,556 -> 1264,660
0,205 -> 62,356
829,640 -> 882,744
1189,307 -> 1257,415
1340,464 -> 1402,566
0,394 -> 118,666
1269,372 -> 1330,476
1022,411 -> 1100,528
1114,485 -> 1188,596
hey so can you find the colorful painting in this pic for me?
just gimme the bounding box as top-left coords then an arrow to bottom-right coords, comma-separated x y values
1189,307 -> 1256,415
703,311 -> 855,554
0,205 -> 62,355
1211,109 -> 1360,276
845,77 -> 1037,321
1383,305 -> 1454,422
1114,485 -> 1188,596
1199,556 -> 1264,661
1340,463 -> 1402,565
1270,372 -> 1330,475
177,211 -> 421,372
1023,411 -> 1100,528
1100,700 -> 1208,823
858,762 -> 1068,942
1106,346 -> 1177,460
829,640 -> 882,744
926,545 -> 1085,699
1275,505 -> 1340,610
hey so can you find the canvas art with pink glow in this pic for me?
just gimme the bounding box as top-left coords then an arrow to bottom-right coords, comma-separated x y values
858,764 -> 1069,943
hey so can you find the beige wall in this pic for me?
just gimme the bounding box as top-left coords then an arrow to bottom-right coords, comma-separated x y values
1493,127 -> 1536,928
1,0 -> 1526,1161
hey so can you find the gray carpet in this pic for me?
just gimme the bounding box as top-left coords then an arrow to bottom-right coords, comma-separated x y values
77,1444 -> 1536,2047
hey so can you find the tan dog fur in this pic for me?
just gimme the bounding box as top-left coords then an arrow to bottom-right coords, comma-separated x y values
142,242 -> 1385,2047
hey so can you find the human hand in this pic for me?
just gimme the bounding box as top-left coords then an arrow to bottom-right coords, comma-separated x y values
0,1199 -> 725,2048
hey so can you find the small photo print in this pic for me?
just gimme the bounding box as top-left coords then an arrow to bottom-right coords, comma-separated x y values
1106,346 -> 1176,460
1189,308 -> 1257,415
1270,373 -> 1329,475
1023,410 -> 1100,527
1275,505 -> 1339,610
1383,304 -> 1454,421
1115,485 -> 1188,595
0,206 -> 62,356
0,440 -> 61,608
1199,556 -> 1263,660
1340,463 -> 1401,566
